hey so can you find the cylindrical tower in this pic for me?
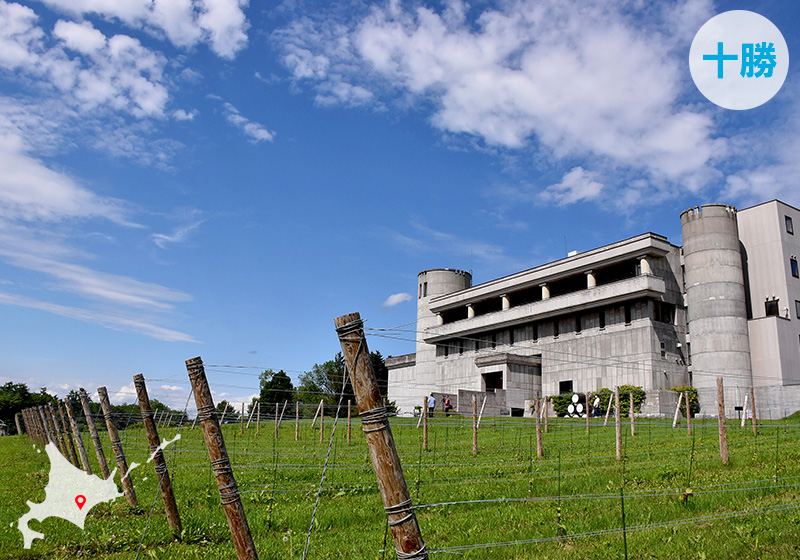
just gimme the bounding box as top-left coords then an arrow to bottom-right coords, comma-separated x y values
414,268 -> 472,388
680,204 -> 752,395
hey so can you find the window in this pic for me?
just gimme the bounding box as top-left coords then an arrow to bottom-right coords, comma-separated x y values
575,314 -> 582,333
787,215 -> 794,235
792,257 -> 799,278
796,300 -> 800,320
765,298 -> 780,317
553,319 -> 560,338
654,301 -> 675,323
509,329 -> 515,346
423,282 -> 428,297
491,332 -> 497,349
532,323 -> 538,342
459,339 -> 464,355
599,308 -> 606,329
624,304 -> 632,325
660,341 -> 666,358
559,380 -> 573,394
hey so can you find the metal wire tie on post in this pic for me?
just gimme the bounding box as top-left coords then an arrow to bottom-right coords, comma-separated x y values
196,404 -> 215,422
385,497 -> 416,527
360,406 -> 389,434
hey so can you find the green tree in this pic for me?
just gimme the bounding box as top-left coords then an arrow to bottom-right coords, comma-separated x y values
253,370 -> 294,414
0,382 -> 57,434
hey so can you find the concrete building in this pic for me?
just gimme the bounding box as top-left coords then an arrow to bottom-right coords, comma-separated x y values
387,200 -> 800,419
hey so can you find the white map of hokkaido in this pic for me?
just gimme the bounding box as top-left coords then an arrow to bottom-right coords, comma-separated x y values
18,435 -> 180,549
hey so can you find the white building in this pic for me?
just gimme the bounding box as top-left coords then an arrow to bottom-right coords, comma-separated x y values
387,200 -> 800,419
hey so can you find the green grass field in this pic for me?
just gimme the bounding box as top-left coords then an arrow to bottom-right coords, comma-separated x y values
2,413 -> 799,559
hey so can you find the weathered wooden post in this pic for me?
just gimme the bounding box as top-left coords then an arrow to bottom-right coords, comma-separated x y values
319,402 -> 325,444
586,393 -> 591,434
750,386 -> 758,436
294,401 -> 298,441
535,393 -> 543,458
133,374 -> 182,534
274,402 -> 279,439
15,412 -> 23,436
603,396 -> 613,427
423,397 -> 429,452
472,395 -> 477,456
64,399 -> 92,475
277,401 -> 288,430
79,388 -> 111,479
685,391 -> 692,436
246,402 -> 257,430
97,386 -> 139,507
672,392 -> 683,428
240,402 -> 245,435
38,406 -> 54,446
347,399 -> 352,443
57,400 -> 80,467
257,402 -> 261,436
48,403 -> 69,458
615,386 -> 622,461
335,313 -> 428,559
717,378 -> 729,465
186,356 -> 258,560
629,393 -> 636,437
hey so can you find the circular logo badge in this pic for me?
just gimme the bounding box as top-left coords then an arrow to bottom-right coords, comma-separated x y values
689,10 -> 789,110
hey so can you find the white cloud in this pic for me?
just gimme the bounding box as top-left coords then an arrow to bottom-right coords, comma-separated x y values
539,167 -> 604,206
37,0 -> 250,59
0,291 -> 198,342
275,0 -> 728,204
221,101 -> 274,142
172,108 -> 197,121
152,209 -> 205,249
161,385 -> 183,391
382,292 -> 412,307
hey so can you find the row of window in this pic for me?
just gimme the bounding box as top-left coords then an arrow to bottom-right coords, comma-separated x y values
437,301 -> 678,357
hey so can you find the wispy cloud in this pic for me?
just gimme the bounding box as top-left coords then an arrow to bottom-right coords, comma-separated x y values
382,292 -> 412,307
152,209 -> 205,249
539,167 -> 604,206
0,291 -> 198,342
221,101 -> 274,143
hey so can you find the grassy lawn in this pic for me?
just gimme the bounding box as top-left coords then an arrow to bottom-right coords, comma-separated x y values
1,413 -> 799,559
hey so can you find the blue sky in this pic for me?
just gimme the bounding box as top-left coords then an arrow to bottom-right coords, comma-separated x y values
0,0 -> 798,413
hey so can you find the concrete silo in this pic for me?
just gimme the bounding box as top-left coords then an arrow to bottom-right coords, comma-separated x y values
680,204 -> 753,399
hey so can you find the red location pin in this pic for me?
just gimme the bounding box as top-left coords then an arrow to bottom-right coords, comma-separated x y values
75,495 -> 86,510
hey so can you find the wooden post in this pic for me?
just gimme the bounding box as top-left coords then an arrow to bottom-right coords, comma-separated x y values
219,407 -> 227,426
740,393 -> 749,428
79,389 -> 110,479
423,397 -> 429,451
133,374 -> 182,534
294,401 -> 299,441
246,402 -> 257,429
585,393 -> 591,434
64,399 -> 92,475
48,403 -> 69,459
477,396 -> 487,428
472,395 -> 478,455
535,393 -> 543,458
347,399 -> 352,443
717,377 -> 729,465
277,400 -> 288,430
629,393 -> 636,437
672,392 -> 683,428
15,412 -> 23,436
310,399 -> 323,428
750,386 -> 758,436
615,386 -> 622,461
38,406 -> 54,446
335,313 -> 428,559
274,402 -> 279,439
257,402 -> 261,436
97,387 -> 139,507
186,357 -> 258,560
685,391 -> 692,436
319,402 -> 325,444
240,402 -> 245,435
57,400 -> 80,467
604,395 -> 613,427
192,414 -> 199,430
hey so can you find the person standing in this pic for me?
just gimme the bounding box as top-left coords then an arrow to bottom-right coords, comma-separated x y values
427,393 -> 436,415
